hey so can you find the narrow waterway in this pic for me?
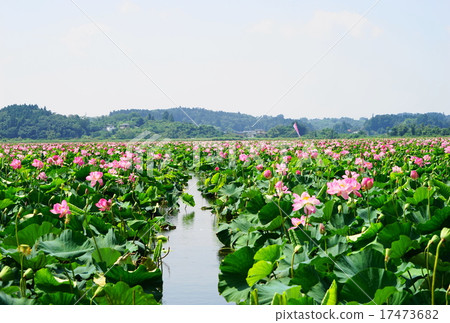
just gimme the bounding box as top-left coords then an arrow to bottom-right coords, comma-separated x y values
161,176 -> 230,305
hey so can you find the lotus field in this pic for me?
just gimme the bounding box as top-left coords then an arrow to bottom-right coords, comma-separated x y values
0,138 -> 449,305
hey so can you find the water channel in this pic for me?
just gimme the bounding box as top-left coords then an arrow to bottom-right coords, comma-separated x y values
161,176 -> 231,305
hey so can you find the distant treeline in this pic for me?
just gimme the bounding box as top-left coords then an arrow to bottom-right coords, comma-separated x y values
0,104 -> 448,140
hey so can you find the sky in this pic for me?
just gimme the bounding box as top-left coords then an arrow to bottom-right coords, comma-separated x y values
0,0 -> 449,121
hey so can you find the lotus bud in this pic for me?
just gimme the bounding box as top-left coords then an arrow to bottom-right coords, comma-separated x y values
385,248 -> 391,262
156,235 -> 168,242
410,170 -> 419,180
0,266 -> 15,282
23,268 -> 34,279
426,235 -> 440,249
293,245 -> 302,254
361,177 -> 374,191
319,223 -> 326,235
263,169 -> 272,179
440,227 -> 450,242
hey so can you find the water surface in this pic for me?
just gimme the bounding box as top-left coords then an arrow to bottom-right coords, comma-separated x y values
161,177 -> 230,305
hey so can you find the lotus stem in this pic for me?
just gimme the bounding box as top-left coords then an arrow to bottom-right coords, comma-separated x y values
431,238 -> 444,305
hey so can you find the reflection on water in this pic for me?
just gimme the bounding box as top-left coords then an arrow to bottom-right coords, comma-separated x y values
161,177 -> 231,305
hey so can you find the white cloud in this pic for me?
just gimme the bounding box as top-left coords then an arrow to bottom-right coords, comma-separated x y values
61,23 -> 107,56
119,0 -> 140,14
247,10 -> 382,39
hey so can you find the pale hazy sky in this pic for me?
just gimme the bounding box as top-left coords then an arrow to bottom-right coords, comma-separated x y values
0,0 -> 449,120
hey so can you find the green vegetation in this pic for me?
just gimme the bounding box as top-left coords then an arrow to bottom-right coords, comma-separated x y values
0,104 -> 448,141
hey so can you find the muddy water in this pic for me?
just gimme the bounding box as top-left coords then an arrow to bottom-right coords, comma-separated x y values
161,177 -> 230,305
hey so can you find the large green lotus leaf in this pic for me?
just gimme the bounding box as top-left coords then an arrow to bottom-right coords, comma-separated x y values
290,263 -> 320,292
90,229 -> 126,252
322,200 -> 335,222
9,251 -> 57,271
258,203 -> 280,224
219,184 -> 244,198
92,248 -> 122,269
406,187 -> 430,205
341,268 -> 398,304
389,235 -> 419,259
409,252 -> 450,272
347,222 -> 383,246
232,213 -> 259,232
254,279 -> 293,305
334,248 -> 385,283
433,179 -> 450,199
321,280 -> 338,305
254,216 -> 284,231
254,244 -> 282,263
37,230 -> 94,259
377,222 -> 412,248
34,268 -> 74,293
0,198 -> 14,210
105,265 -> 162,288
89,215 -> 112,235
3,222 -> 59,247
307,280 -> 331,303
218,246 -> 254,303
95,281 -> 159,305
246,260 -> 273,286
39,292 -> 78,305
324,235 -> 348,258
242,189 -> 265,214
0,292 -> 34,305
71,264 -> 97,280
364,286 -> 397,305
180,193 -> 195,207
417,207 -> 450,233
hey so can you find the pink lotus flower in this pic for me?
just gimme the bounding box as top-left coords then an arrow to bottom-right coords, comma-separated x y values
50,200 -> 71,218
275,163 -> 288,176
86,171 -> 104,187
289,216 -> 309,230
274,181 -> 291,197
96,198 -> 112,212
292,192 -> 321,215
361,177 -> 374,191
47,155 -> 64,166
392,166 -> 403,173
215,166 -> 220,171
263,169 -> 272,179
37,172 -> 48,181
73,157 -> 84,166
410,170 -> 419,180
327,178 -> 361,200
239,154 -> 248,162
10,159 -> 22,170
256,164 -> 264,171
32,159 -> 44,169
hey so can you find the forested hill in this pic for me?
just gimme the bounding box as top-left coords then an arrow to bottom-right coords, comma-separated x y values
109,107 -> 366,133
0,104 -> 449,140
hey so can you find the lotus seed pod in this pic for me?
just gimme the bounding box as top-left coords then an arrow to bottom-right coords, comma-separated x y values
294,245 -> 302,254
18,244 -> 32,256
